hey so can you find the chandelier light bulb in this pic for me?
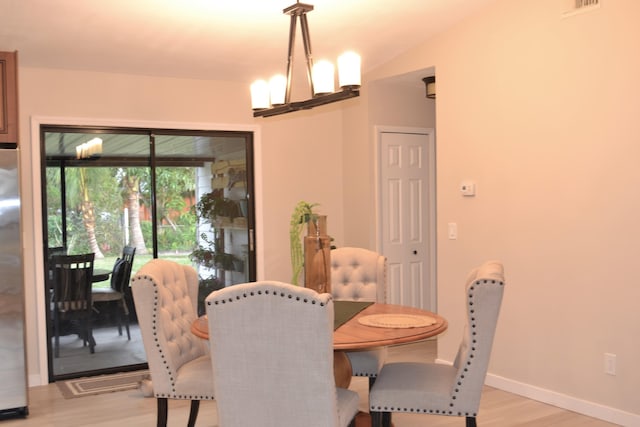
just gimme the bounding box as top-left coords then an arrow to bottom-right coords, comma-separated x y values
338,51 -> 361,88
269,74 -> 287,106
250,79 -> 270,110
76,137 -> 103,159
312,60 -> 335,95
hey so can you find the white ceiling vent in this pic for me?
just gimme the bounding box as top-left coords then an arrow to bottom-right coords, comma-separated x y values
563,0 -> 600,17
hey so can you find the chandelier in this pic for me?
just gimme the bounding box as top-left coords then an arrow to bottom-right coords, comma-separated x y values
250,1 -> 361,118
75,137 -> 102,159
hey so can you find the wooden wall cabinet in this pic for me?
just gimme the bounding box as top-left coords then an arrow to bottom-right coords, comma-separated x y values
0,51 -> 18,144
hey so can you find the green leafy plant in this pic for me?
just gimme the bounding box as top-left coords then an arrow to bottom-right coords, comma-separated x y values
189,234 -> 240,271
197,275 -> 224,315
193,191 -> 241,224
190,190 -> 243,310
289,201 -> 319,285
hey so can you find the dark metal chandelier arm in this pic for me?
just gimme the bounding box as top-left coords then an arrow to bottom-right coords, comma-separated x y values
253,87 -> 359,118
285,14 -> 297,104
299,13 -> 315,97
284,2 -> 316,101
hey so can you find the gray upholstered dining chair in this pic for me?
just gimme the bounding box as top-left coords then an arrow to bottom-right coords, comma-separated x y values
369,260 -> 506,427
331,247 -> 388,388
131,259 -> 214,427
205,280 -> 359,427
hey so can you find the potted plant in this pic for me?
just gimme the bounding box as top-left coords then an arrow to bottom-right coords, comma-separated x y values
189,234 -> 240,271
190,191 -> 243,307
194,191 -> 241,227
197,275 -> 224,315
289,201 -> 319,285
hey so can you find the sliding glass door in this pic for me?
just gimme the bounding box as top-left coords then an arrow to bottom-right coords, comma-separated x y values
41,126 -> 255,381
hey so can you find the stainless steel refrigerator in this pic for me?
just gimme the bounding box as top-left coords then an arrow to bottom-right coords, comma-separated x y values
0,143 -> 28,417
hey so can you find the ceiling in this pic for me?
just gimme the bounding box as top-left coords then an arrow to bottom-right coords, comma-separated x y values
0,0 -> 493,85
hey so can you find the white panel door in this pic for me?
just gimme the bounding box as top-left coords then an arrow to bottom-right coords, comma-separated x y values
379,130 -> 435,310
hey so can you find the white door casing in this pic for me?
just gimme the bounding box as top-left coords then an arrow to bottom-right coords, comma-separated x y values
377,127 -> 436,311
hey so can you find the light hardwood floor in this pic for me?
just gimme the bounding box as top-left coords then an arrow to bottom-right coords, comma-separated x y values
3,341 -> 619,427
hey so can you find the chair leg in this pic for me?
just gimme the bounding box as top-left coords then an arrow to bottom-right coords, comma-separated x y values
371,411 -> 391,427
371,412 -> 382,427
122,301 -> 131,340
88,332 -> 96,353
116,304 -> 123,336
382,412 -> 392,427
115,299 -> 131,340
124,316 -> 131,340
187,400 -> 200,427
466,416 -> 477,427
86,319 -> 96,353
156,397 -> 168,427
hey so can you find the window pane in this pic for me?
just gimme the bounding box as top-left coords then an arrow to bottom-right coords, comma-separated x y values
155,133 -> 252,314
43,130 -> 153,378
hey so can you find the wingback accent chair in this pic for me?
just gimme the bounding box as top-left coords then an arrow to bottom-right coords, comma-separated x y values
369,260 -> 506,427
331,247 -> 388,388
205,281 -> 359,427
131,259 -> 214,427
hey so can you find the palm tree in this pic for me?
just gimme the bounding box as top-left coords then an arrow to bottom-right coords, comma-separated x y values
78,167 -> 104,258
122,170 -> 149,255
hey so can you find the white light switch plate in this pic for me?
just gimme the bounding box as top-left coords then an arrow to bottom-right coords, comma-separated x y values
448,222 -> 457,239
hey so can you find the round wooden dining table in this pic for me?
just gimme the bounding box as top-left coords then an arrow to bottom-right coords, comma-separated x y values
191,302 -> 447,386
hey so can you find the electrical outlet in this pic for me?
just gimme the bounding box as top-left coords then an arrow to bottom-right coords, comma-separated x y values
604,353 -> 616,376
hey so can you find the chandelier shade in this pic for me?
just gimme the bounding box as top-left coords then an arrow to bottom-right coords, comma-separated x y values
422,76 -> 436,99
251,1 -> 361,118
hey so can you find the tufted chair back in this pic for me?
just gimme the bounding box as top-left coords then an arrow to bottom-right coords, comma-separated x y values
331,247 -> 387,303
206,281 -> 359,427
131,259 -> 214,427
331,247 -> 388,387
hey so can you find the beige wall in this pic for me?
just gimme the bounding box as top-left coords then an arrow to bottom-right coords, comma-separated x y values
344,0 -> 640,421
17,67 -> 348,384
13,0 -> 640,422
342,76 -> 436,248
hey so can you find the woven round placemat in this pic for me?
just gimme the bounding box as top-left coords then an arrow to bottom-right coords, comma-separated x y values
358,313 -> 437,329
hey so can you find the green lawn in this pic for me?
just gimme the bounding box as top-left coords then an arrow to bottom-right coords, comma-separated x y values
91,253 -> 193,289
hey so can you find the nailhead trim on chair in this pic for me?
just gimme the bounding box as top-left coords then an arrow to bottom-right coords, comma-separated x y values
139,275 -> 210,401
370,277 -> 504,420
150,279 -> 178,396
444,279 -> 503,415
207,287 -> 328,307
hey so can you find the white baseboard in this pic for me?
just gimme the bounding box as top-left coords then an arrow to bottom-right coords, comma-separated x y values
435,359 -> 639,426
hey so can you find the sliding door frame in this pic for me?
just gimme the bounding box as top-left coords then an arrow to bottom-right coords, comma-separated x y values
28,116 -> 263,386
